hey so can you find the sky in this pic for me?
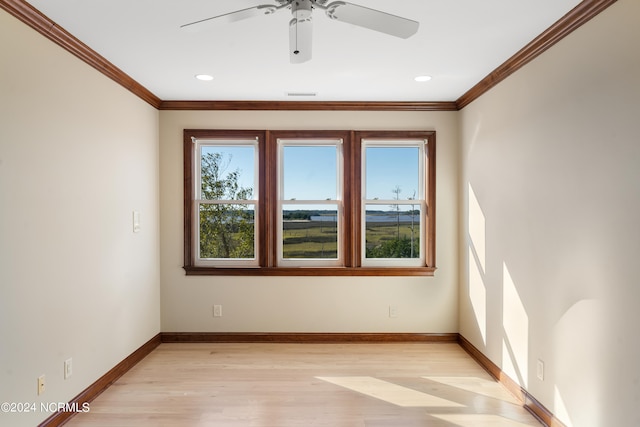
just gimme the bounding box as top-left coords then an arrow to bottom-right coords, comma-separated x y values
365,146 -> 420,201
201,144 -> 256,194
201,143 -> 421,205
283,145 -> 336,201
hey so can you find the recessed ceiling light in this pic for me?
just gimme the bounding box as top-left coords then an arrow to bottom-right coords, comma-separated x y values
414,75 -> 432,82
195,74 -> 214,81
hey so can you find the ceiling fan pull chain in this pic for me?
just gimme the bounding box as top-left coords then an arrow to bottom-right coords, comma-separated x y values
294,18 -> 299,55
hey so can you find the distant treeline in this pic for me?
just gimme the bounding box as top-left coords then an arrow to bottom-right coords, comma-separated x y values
283,209 -> 419,221
283,210 -> 318,220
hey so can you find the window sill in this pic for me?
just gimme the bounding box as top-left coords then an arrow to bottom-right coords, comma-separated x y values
183,266 -> 436,277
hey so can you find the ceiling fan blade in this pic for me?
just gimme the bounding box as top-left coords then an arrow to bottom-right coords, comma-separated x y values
181,5 -> 278,32
324,1 -> 419,39
289,17 -> 312,64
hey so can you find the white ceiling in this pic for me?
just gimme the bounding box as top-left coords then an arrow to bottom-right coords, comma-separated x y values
25,0 -> 582,102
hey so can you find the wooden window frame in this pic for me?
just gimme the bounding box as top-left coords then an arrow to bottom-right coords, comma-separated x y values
359,135 -> 429,267
192,137 -> 261,267
275,133 -> 346,267
183,129 -> 436,276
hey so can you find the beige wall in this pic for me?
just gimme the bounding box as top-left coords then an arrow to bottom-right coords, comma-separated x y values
459,1 -> 640,426
0,10 -> 161,427
160,110 -> 460,333
4,0 -> 639,425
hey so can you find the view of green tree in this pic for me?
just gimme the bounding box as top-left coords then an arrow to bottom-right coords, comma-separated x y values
199,152 -> 255,259
366,235 -> 419,258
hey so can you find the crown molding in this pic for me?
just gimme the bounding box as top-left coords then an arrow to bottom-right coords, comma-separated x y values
0,0 -> 162,109
159,100 -> 458,111
2,0 -> 617,112
456,0 -> 618,109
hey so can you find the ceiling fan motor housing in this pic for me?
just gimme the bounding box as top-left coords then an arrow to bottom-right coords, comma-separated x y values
292,0 -> 313,20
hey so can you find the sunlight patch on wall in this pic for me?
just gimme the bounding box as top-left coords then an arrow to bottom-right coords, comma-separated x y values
469,246 -> 487,344
467,182 -> 488,344
468,183 -> 486,272
554,385 -> 573,427
317,376 -> 465,408
553,299 -> 604,427
502,262 -> 529,388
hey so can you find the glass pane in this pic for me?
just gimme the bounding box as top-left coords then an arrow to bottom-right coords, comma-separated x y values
200,145 -> 255,200
199,203 -> 255,259
283,145 -> 337,201
364,204 -> 421,259
365,146 -> 419,200
282,204 -> 338,259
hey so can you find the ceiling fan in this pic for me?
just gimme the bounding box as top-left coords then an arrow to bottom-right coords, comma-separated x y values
180,0 -> 419,64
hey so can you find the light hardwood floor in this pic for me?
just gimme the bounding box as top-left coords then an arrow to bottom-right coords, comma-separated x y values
65,343 -> 543,426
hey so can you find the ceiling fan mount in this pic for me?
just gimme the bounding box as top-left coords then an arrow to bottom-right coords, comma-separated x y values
181,0 -> 419,64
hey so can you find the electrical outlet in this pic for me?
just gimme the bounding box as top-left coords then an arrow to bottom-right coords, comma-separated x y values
64,358 -> 73,379
537,359 -> 544,381
213,305 -> 223,317
37,375 -> 46,395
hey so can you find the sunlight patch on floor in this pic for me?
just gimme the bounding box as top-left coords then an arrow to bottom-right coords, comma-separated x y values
317,376 -> 465,408
430,413 -> 540,426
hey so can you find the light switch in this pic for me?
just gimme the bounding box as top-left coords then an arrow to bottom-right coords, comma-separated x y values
133,210 -> 141,233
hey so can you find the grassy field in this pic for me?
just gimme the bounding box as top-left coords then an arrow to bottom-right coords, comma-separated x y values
282,221 -> 338,258
282,220 -> 420,259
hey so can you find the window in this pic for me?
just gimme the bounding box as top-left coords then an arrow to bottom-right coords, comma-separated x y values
192,136 -> 259,267
184,129 -> 435,276
362,140 -> 426,267
278,138 -> 343,266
